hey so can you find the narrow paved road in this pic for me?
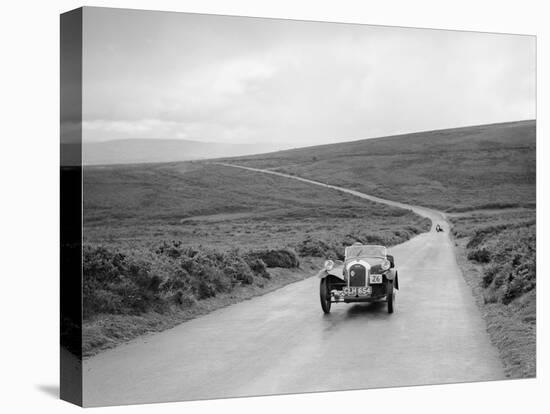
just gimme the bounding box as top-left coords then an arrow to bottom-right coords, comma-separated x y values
83,164 -> 504,407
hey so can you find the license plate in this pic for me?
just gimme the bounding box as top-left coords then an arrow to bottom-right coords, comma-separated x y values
369,274 -> 383,284
342,286 -> 372,296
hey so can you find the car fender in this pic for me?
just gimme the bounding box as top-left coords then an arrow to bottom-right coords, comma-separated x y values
317,264 -> 345,280
386,269 -> 399,289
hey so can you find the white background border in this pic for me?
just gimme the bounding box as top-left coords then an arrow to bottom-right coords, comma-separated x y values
0,1 -> 546,413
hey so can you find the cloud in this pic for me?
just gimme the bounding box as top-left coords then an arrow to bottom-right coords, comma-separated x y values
82,8 -> 535,146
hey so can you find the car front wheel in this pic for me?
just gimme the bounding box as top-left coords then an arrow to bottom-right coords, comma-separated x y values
320,278 -> 331,314
387,280 -> 394,314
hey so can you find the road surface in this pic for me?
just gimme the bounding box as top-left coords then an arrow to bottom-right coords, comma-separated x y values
83,164 -> 504,406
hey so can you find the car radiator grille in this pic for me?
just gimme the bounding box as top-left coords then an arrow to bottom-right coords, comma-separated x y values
348,264 -> 367,287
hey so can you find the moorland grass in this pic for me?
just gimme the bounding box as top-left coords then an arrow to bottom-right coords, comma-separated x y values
450,209 -> 535,378
222,120 -> 535,211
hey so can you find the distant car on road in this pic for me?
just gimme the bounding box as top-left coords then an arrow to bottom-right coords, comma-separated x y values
436,224 -> 444,232
318,244 -> 398,314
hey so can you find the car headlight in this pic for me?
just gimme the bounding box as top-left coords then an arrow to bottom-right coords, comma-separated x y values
324,260 -> 334,271
381,259 -> 391,271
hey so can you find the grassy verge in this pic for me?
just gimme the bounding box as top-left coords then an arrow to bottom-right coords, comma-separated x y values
449,209 -> 535,378
83,253 -> 321,357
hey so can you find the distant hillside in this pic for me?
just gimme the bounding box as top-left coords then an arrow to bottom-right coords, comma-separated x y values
223,120 -> 536,211
81,138 -> 280,165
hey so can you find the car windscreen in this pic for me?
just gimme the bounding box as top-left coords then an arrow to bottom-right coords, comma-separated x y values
345,245 -> 387,258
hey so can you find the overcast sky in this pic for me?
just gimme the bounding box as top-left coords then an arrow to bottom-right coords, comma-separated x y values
82,7 -> 535,148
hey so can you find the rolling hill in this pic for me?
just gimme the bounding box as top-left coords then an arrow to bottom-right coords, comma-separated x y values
223,120 -> 536,211
81,138 -> 281,165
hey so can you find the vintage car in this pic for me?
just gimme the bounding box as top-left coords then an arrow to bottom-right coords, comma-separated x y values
318,243 -> 398,314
